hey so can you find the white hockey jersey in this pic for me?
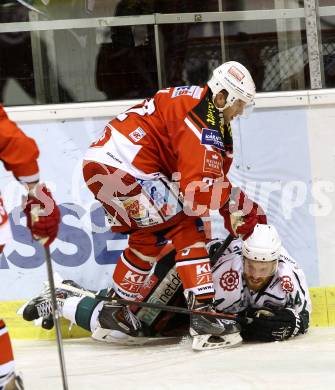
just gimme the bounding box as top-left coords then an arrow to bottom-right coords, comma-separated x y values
211,240 -> 312,318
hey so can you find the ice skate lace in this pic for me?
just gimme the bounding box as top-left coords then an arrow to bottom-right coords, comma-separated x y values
123,307 -> 141,330
34,283 -> 65,317
36,299 -> 53,317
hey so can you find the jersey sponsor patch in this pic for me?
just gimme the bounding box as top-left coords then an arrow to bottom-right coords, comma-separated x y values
171,85 -> 201,99
123,198 -> 147,220
196,262 -> 212,286
201,128 -> 224,150
129,127 -> 146,142
219,269 -> 239,291
203,150 -> 223,175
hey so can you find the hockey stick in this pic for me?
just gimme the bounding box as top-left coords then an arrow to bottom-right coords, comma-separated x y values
44,247 -> 69,390
55,279 -> 246,324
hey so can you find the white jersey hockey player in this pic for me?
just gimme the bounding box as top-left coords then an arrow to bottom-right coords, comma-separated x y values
21,224 -> 311,348
210,223 -> 311,341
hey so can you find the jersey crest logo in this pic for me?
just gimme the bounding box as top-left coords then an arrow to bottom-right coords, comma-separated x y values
219,269 -> 239,291
129,127 -> 146,142
201,128 -> 224,150
203,150 -> 223,175
280,275 -> 294,292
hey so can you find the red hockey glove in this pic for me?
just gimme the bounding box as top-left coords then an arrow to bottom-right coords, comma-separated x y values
23,183 -> 61,246
220,188 -> 267,240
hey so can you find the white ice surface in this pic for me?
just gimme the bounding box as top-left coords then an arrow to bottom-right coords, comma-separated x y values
13,328 -> 335,390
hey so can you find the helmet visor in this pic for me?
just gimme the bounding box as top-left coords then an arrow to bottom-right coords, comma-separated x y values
243,257 -> 277,278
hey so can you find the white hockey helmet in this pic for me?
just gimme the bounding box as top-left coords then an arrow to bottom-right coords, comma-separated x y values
242,224 -> 281,262
207,61 -> 256,110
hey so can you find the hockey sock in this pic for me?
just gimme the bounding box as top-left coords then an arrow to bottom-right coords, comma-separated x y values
175,247 -> 215,302
112,248 -> 152,300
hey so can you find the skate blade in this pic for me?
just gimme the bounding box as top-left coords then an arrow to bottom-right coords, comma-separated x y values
92,327 -> 177,346
192,332 -> 242,351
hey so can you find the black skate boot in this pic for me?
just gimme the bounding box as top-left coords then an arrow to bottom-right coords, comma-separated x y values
21,275 -> 84,328
92,289 -> 149,345
188,293 -> 242,351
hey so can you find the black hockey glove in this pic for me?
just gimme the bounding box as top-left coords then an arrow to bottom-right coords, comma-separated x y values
240,308 -> 302,342
208,241 -> 223,261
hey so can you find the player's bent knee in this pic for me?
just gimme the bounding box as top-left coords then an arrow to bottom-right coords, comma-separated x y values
129,247 -> 158,263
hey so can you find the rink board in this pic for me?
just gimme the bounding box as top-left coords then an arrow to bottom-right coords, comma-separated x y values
0,286 -> 334,339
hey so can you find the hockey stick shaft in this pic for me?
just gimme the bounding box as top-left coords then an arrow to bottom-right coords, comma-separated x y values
210,233 -> 235,267
44,247 -> 69,390
56,282 -> 243,323
99,295 -> 240,321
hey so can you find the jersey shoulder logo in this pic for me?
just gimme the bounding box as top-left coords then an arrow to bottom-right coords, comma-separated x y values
219,269 -> 239,291
129,127 -> 146,142
280,275 -> 294,292
171,85 -> 201,99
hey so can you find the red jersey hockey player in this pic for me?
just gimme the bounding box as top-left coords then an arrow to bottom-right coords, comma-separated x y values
82,61 -> 266,347
0,105 -> 60,389
0,320 -> 24,390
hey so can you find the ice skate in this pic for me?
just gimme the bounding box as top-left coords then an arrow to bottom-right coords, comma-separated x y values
188,294 -> 242,351
18,273 -> 84,329
92,297 -> 148,345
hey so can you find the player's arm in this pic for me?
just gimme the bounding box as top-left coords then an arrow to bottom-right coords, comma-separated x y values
240,264 -> 311,342
0,105 -> 39,182
285,264 -> 311,334
0,105 -> 60,246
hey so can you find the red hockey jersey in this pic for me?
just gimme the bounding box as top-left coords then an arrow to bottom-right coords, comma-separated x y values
86,85 -> 234,212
